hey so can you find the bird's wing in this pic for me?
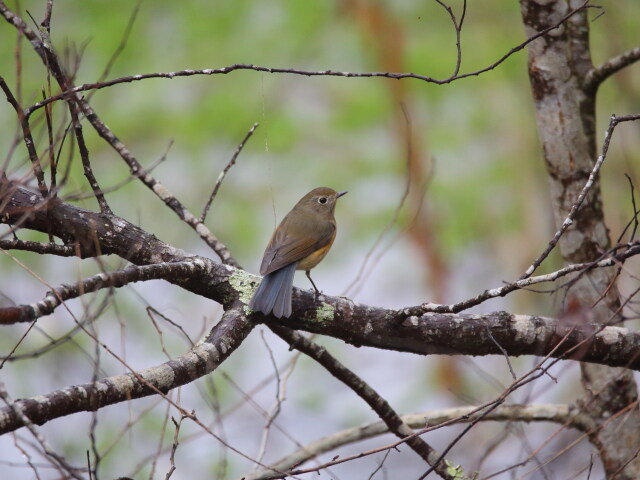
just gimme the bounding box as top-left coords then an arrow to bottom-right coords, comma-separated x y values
259,213 -> 335,275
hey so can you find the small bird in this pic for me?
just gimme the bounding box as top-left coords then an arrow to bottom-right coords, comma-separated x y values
249,187 -> 347,318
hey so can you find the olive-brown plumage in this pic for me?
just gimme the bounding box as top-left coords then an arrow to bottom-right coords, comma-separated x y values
249,187 -> 346,318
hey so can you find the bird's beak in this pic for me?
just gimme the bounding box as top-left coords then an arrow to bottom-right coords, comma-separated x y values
336,191 -> 348,199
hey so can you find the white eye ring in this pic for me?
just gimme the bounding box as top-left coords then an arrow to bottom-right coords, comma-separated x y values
318,197 -> 328,204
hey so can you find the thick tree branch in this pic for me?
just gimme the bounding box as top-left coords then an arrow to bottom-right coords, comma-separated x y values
0,179 -> 240,303
0,1 -> 238,267
585,47 -> 640,93
0,304 -> 256,435
3,181 -> 640,372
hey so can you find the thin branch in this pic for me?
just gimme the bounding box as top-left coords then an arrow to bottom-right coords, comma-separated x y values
61,139 -> 173,202
0,383 -> 85,480
615,174 -> 640,244
93,0 -> 142,89
519,113 -> 640,280
0,76 -> 48,198
165,414 -> 188,480
253,329 -> 288,471
486,326 -> 517,381
343,104 -> 413,297
406,240 -> 640,315
269,324 -> 464,480
0,304 -> 254,434
20,1 -> 594,115
434,0 -> 466,77
42,89 -> 56,209
0,260 -> 207,324
200,122 -> 259,223
0,239 -> 76,257
244,404 -> 590,480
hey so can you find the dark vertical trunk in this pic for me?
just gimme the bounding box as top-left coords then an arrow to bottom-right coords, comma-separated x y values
520,0 -> 640,477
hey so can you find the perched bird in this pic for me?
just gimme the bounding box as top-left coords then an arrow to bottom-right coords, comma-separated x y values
249,187 -> 347,318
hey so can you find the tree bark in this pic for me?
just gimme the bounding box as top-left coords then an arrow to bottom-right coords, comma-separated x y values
520,1 -> 640,477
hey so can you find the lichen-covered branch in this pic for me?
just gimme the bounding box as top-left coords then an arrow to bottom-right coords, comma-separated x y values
3,180 -> 640,373
0,305 -> 255,435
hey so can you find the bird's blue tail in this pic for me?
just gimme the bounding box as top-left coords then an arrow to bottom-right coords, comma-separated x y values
249,262 -> 297,318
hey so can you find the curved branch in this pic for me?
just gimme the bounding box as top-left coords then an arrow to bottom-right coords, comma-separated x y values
9,2 -> 592,114
0,305 -> 256,435
270,325 -> 460,480
0,260 -> 208,324
245,404 -> 595,480
0,2 -> 238,267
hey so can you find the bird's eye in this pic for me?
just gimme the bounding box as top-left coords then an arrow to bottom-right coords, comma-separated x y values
318,197 -> 327,204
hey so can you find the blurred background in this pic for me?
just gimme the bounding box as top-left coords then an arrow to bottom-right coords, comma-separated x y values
1,0 -> 639,478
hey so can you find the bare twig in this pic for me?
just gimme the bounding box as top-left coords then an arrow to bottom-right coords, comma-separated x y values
41,89 -> 56,206
343,104 -> 413,298
165,414 -> 189,480
21,1 -> 594,115
406,240 -> 640,315
0,76 -> 48,199
618,174 -> 640,243
200,122 -> 259,223
245,404 -> 583,480
434,0 -> 467,77
0,383 -> 85,480
253,329 -> 286,471
269,324 -> 463,480
486,326 -> 517,381
93,0 -> 142,88
61,139 -> 173,202
519,113 -> 640,280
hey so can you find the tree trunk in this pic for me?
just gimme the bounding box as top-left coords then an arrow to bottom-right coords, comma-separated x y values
520,0 -> 640,477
